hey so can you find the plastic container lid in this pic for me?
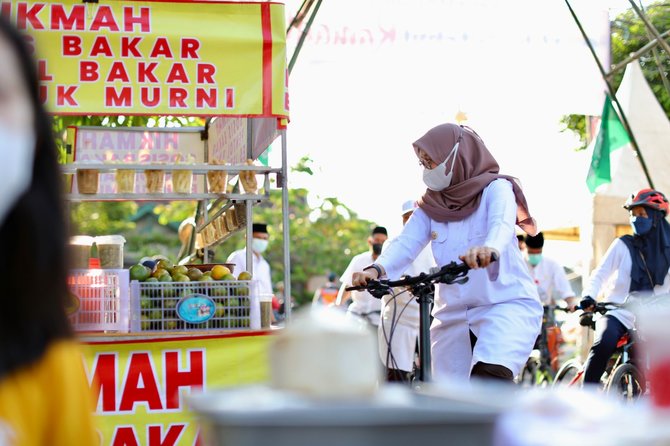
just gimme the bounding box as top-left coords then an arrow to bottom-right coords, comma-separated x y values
70,235 -> 95,246
95,235 -> 126,245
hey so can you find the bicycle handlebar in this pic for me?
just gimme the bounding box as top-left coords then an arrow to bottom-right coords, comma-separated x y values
345,253 -> 498,297
577,302 -> 623,313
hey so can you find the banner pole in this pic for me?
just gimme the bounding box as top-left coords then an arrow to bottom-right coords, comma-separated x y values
564,0 -> 654,189
281,129 -> 292,322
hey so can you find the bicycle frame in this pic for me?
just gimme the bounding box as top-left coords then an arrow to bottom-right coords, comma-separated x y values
346,259 -> 477,383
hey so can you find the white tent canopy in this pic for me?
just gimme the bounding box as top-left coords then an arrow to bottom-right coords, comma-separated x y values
598,60 -> 670,197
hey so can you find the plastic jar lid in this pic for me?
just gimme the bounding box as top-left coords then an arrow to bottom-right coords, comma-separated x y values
95,235 -> 126,245
70,235 -> 95,246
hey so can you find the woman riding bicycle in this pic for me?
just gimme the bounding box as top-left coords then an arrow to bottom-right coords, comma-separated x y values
352,123 -> 543,382
580,188 -> 670,385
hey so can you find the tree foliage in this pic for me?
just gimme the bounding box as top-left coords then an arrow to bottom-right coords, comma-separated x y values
562,2 -> 670,147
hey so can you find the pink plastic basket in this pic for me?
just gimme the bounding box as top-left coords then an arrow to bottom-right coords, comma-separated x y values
67,269 -> 129,332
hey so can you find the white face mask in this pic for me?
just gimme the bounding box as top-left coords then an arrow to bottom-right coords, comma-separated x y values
0,124 -> 35,227
422,138 -> 460,191
252,238 -> 269,254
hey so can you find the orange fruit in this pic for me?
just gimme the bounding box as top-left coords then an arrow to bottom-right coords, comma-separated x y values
211,265 -> 231,280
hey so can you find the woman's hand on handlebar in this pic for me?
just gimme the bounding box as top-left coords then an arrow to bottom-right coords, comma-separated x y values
352,269 -> 379,287
459,246 -> 499,269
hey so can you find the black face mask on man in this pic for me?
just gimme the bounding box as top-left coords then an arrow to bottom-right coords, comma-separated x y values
372,243 -> 383,255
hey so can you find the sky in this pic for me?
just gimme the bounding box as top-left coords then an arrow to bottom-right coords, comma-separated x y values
271,0 -> 648,246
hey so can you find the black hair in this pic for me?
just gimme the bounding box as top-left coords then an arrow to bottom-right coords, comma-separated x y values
525,232 -> 545,249
0,17 -> 72,379
371,226 -> 388,236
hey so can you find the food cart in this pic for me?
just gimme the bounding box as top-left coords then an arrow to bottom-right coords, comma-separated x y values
8,0 -> 291,443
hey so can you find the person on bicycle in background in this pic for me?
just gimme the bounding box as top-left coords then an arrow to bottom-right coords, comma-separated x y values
312,273 -> 340,307
352,123 -> 542,382
379,200 -> 435,382
524,232 -> 577,308
338,226 -> 388,326
580,188 -> 670,385
524,232 -> 576,372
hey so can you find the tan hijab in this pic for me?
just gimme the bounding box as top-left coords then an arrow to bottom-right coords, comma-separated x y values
413,123 -> 537,235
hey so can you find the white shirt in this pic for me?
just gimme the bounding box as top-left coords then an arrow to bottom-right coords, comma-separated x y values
226,248 -> 273,296
381,242 -> 436,325
527,256 -> 575,305
583,238 -> 670,328
377,179 -> 539,312
340,251 -> 383,316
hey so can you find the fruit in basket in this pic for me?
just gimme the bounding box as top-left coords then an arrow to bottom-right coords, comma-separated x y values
237,271 -> 252,281
152,268 -> 169,279
215,302 -> 226,317
210,285 -> 227,297
199,274 -> 214,282
173,273 -> 190,283
170,265 -> 188,277
211,265 -> 231,280
149,309 -> 162,320
187,267 -> 203,281
130,264 -> 151,282
158,273 -> 172,283
238,286 -> 250,296
222,273 -> 236,281
165,320 -> 178,330
145,277 -> 159,283
140,297 -> 153,309
65,292 -> 80,315
164,298 -> 178,309
156,259 -> 173,271
141,315 -> 151,330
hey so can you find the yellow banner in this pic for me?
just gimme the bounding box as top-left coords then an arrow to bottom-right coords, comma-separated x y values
82,332 -> 271,445
1,0 -> 289,118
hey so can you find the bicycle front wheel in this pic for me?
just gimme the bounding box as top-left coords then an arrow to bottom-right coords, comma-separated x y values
553,359 -> 583,387
606,363 -> 645,402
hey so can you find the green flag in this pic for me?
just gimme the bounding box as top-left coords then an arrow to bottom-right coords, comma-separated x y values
258,145 -> 271,166
586,95 -> 631,193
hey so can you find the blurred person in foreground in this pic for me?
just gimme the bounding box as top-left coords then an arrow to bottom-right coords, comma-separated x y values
379,200 -> 435,382
0,17 -> 98,445
352,123 -> 542,382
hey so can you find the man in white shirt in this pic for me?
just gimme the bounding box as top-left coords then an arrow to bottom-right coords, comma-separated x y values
337,226 -> 388,326
226,223 -> 273,299
524,232 -> 576,308
379,200 -> 435,382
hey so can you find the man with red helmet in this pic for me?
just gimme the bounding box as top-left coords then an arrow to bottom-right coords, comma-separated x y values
580,188 -> 670,385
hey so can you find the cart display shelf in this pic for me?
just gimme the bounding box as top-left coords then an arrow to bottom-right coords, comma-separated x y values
61,163 -> 282,175
65,193 -> 266,202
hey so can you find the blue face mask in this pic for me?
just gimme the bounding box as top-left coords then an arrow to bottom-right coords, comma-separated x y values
528,253 -> 542,267
630,215 -> 653,236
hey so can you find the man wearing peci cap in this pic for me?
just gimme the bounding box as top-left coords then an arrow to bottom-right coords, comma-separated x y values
524,232 -> 576,308
379,200 -> 436,381
227,223 -> 273,300
337,226 -> 388,326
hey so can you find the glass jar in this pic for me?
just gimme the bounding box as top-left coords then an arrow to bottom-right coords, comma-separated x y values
207,160 -> 228,194
95,235 -> 126,269
115,169 -> 135,193
77,169 -> 99,194
69,236 -> 94,269
173,169 -> 193,194
145,170 -> 165,193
